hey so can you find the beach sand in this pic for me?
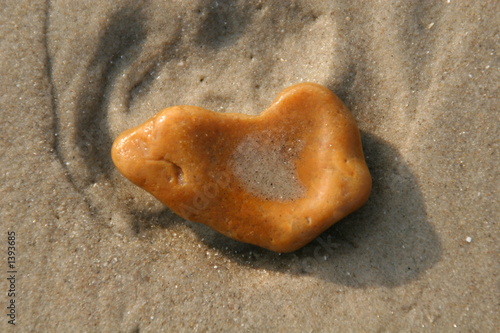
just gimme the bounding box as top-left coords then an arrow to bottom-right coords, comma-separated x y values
1,0 -> 498,331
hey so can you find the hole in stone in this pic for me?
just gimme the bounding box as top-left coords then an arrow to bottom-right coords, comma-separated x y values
172,163 -> 185,185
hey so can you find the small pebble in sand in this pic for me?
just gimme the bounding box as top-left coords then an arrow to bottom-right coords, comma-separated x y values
466,236 -> 472,243
112,83 -> 371,252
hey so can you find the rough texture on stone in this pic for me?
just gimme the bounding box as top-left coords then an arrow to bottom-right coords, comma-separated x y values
112,83 -> 371,252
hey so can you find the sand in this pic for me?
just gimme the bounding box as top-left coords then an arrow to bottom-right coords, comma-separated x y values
1,0 -> 498,331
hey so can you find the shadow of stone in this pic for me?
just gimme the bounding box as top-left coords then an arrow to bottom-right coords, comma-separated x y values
130,208 -> 185,235
187,131 -> 441,287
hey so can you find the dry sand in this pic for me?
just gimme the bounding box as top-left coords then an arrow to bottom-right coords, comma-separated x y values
1,0 -> 498,331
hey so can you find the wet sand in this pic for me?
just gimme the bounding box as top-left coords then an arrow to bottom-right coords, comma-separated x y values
0,1 -> 498,331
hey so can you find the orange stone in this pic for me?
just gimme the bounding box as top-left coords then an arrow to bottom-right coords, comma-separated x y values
112,83 -> 371,252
